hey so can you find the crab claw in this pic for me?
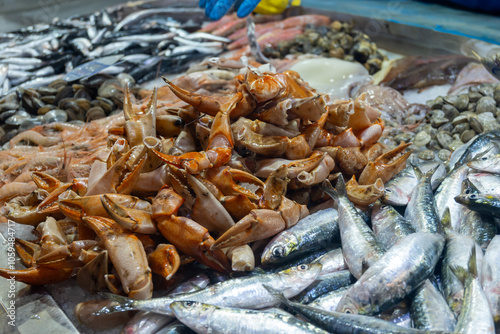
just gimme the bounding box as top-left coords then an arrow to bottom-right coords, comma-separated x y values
82,216 -> 153,299
100,194 -> 156,234
124,86 -> 156,148
31,171 -> 62,192
85,146 -> 147,196
76,250 -> 109,294
346,176 -> 385,206
0,266 -> 73,285
206,166 -> 265,202
15,239 -> 41,266
358,142 -> 412,185
147,244 -> 180,280
212,197 -> 308,249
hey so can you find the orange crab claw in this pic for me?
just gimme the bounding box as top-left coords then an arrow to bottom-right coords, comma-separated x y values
31,171 -> 62,192
147,244 -> 180,280
123,86 -> 156,148
346,176 -> 385,206
0,266 -> 73,285
100,194 -> 156,234
205,166 -> 265,201
15,239 -> 41,267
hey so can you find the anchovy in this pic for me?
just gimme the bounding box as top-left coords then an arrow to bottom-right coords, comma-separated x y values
371,201 -> 415,249
410,280 -> 456,331
404,166 -> 443,234
14,74 -> 64,90
91,28 -> 108,45
0,64 -> 7,87
116,32 -> 176,43
70,37 -> 93,56
321,177 -> 385,279
170,301 -> 329,334
336,232 -> 445,315
481,235 -> 500,323
0,57 -> 42,66
261,208 -> 339,265
182,32 -> 231,43
173,36 -> 224,49
95,264 -> 321,316
114,8 -> 202,32
265,286 -> 450,334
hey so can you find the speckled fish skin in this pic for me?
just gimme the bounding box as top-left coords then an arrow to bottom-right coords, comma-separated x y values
441,220 -> 484,318
481,235 -> 500,323
265,286 -> 452,334
321,177 -> 385,279
336,232 -> 445,316
296,270 -> 354,304
382,162 -> 444,206
467,172 -> 500,196
404,166 -> 443,234
312,248 -> 347,276
371,201 -> 415,249
308,285 -> 352,312
169,301 -> 329,334
434,163 -> 469,231
455,193 -> 500,218
450,129 -> 500,171
101,263 -> 322,316
410,280 -> 456,332
468,153 -> 500,174
261,208 -> 340,265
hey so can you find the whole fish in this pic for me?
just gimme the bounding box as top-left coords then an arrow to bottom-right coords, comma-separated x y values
468,153 -> 500,174
455,193 -> 500,218
404,166 -> 443,234
261,208 -> 339,265
434,163 -> 469,231
265,286 -> 451,334
321,177 -> 385,279
371,201 -> 415,249
453,249 -> 495,334
467,172 -> 500,196
94,264 -> 321,316
296,270 -> 354,304
122,274 -> 210,334
481,235 -> 500,322
336,232 -> 445,315
410,280 -> 456,332
170,301 -> 329,334
451,129 -> 500,171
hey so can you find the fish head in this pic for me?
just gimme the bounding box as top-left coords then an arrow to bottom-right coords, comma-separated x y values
277,263 -> 322,298
261,234 -> 299,265
381,186 -> 409,206
336,292 -> 365,315
468,155 -> 499,173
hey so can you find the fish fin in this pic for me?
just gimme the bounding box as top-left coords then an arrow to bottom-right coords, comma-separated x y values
93,292 -> 136,315
335,175 -> 348,198
468,245 -> 478,279
319,179 -> 338,200
263,284 -> 292,307
441,207 -> 452,232
450,246 -> 477,284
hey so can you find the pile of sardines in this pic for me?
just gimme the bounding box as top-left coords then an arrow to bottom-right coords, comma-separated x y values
74,129 -> 500,334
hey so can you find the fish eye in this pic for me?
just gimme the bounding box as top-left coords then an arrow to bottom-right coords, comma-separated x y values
297,264 -> 309,271
384,189 -> 392,193
465,189 -> 472,194
184,301 -> 195,307
344,309 -> 352,314
272,246 -> 285,258
469,194 -> 478,199
481,157 -> 488,161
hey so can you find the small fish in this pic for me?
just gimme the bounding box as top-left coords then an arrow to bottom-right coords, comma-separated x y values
455,193 -> 500,218
94,263 -> 321,316
265,285 -> 447,334
155,322 -> 195,334
481,235 -> 500,323
0,64 -> 7,87
311,248 -> 347,276
371,201 -> 415,249
451,129 -> 500,171
410,280 -> 456,331
468,153 -> 500,174
261,208 -> 339,265
308,285 -> 351,312
170,301 -> 329,334
336,232 -> 445,315
404,166 -> 443,234
321,177 -> 384,279
296,270 -> 354,304
452,248 -> 495,334
467,172 -> 500,196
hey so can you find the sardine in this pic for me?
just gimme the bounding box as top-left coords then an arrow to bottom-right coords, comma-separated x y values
371,201 -> 415,249
311,248 -> 347,276
265,286 -> 448,334
114,8 -> 203,32
404,166 -> 443,234
261,208 -> 339,265
468,153 -> 500,174
95,264 -> 321,316
453,249 -> 495,334
156,322 -> 195,334
455,193 -> 500,218
467,172 -> 500,196
410,280 -> 456,331
321,177 -> 385,279
170,301 -> 329,334
308,285 -> 351,312
481,235 -> 500,323
296,270 -> 354,304
336,232 -> 445,315
451,129 -> 500,171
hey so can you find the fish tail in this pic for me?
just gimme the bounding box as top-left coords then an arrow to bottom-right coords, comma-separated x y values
320,179 -> 339,200
450,245 -> 477,283
94,293 -> 136,315
441,207 -> 452,232
335,174 -> 348,198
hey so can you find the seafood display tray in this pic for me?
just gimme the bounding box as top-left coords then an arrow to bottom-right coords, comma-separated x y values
0,1 -> 499,333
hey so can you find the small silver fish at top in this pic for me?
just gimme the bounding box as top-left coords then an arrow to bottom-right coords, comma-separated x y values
468,153 -> 500,174
321,176 -> 384,279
